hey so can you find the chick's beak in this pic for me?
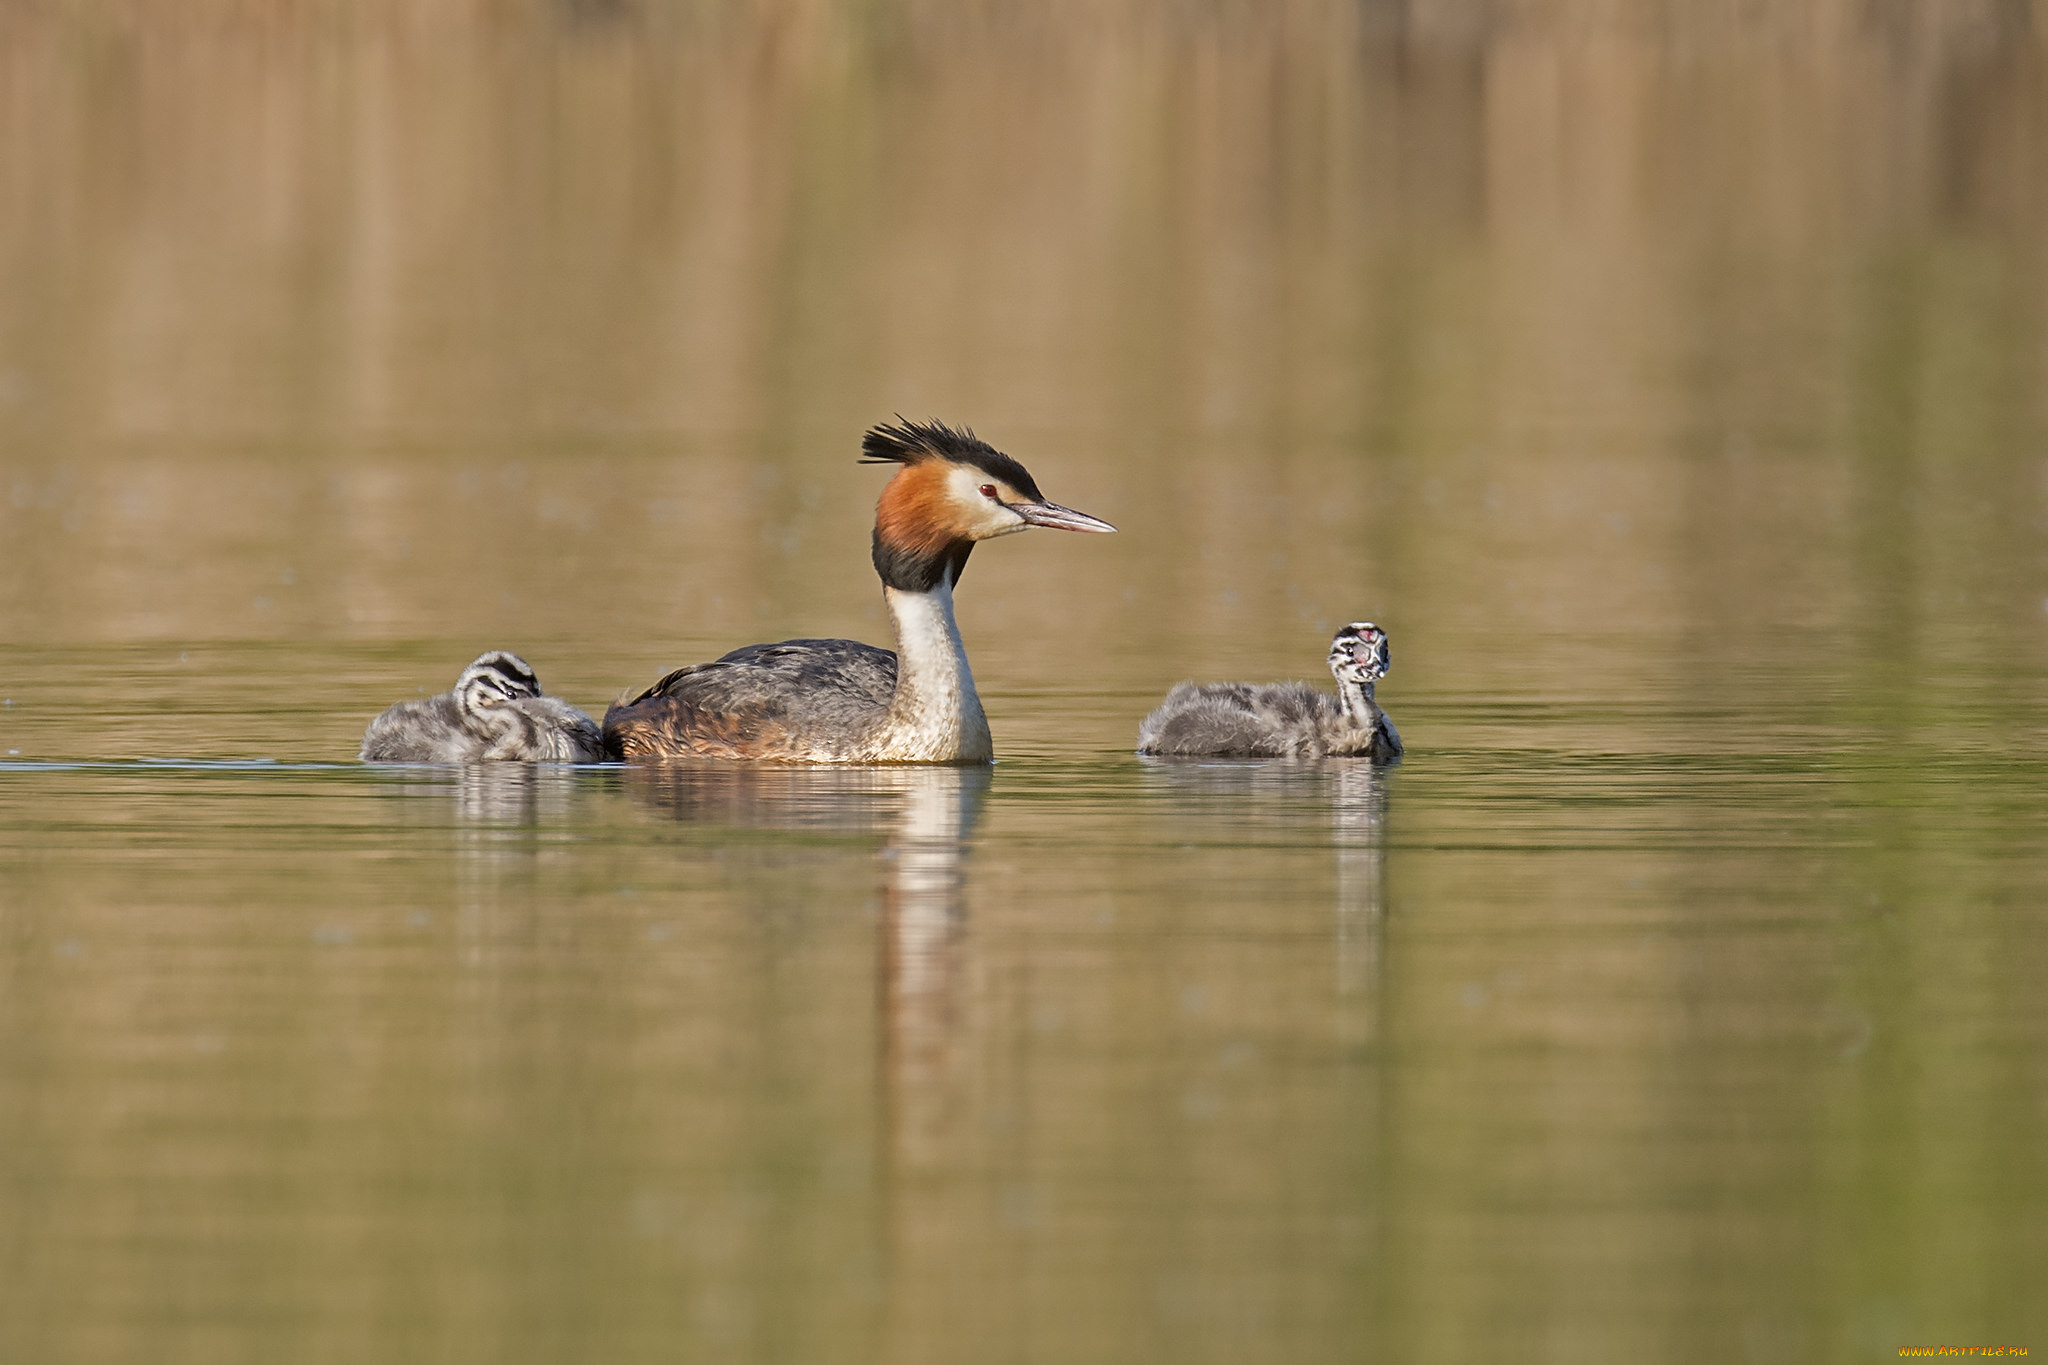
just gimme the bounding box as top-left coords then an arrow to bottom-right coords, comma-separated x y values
1015,500 -> 1117,533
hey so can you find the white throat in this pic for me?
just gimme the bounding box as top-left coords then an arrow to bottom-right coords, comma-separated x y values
1336,676 -> 1377,729
877,576 -> 993,762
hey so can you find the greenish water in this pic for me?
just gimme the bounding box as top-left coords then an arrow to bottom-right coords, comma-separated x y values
4,667 -> 2045,1362
5,4 -> 2048,1361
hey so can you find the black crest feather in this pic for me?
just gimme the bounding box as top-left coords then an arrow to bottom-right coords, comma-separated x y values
858,417 -> 1045,502
859,417 -> 986,465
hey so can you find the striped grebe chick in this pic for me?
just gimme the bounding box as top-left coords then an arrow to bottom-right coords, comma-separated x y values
1136,622 -> 1402,761
603,420 -> 1115,763
360,652 -> 604,763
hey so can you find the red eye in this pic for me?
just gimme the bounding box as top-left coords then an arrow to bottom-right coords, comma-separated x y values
979,484 -> 999,500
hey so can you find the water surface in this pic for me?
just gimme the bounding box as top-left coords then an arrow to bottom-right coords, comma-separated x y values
4,5 -> 2048,1362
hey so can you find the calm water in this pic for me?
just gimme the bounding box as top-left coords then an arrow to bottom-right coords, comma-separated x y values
5,5 -> 2048,1363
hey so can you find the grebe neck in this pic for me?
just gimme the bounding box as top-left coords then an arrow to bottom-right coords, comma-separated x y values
1336,676 -> 1379,731
875,575 -> 993,763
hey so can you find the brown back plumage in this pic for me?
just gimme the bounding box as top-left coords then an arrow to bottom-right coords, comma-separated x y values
603,638 -> 900,762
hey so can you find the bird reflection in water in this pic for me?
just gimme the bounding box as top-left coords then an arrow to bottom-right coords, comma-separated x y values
451,763 -> 587,825
621,762 -> 990,1170
1138,755 -> 1389,1019
1330,762 -> 1388,1009
366,759 -> 590,827
876,768 -> 985,1170
365,762 -> 599,976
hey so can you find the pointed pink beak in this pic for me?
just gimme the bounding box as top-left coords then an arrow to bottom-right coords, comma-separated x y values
1016,500 -> 1117,533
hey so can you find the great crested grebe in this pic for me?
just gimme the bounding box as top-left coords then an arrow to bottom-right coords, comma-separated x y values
360,651 -> 604,763
603,420 -> 1115,763
1136,622 -> 1402,761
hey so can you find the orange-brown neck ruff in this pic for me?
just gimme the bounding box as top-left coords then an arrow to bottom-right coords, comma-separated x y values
873,462 -> 976,592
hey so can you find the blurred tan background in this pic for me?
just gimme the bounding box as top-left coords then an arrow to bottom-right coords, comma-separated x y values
1,0 -> 2044,713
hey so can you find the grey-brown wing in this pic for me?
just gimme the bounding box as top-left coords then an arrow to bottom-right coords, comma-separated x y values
1137,682 -> 1275,756
360,693 -> 472,762
628,639 -> 897,711
605,639 -> 898,760
1138,681 -> 1340,758
503,696 -> 606,761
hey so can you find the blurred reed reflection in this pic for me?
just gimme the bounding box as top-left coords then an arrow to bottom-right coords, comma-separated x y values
1,0 -> 2044,728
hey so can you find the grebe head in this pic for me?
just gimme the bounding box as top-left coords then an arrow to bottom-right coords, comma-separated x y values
456,651 -> 544,719
861,418 -> 1116,591
1328,622 -> 1390,685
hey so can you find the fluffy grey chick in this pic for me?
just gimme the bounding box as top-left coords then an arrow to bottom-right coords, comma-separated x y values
1136,622 -> 1402,761
360,652 -> 604,763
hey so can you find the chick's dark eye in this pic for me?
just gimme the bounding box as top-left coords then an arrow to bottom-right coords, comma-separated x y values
979,484 -> 999,500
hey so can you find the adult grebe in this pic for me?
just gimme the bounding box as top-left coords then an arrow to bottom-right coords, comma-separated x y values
360,651 -> 604,762
1136,622 -> 1402,760
603,420 -> 1115,763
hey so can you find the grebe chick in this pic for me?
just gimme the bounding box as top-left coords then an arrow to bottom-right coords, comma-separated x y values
360,652 -> 604,763
1136,622 -> 1402,761
603,419 -> 1116,763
